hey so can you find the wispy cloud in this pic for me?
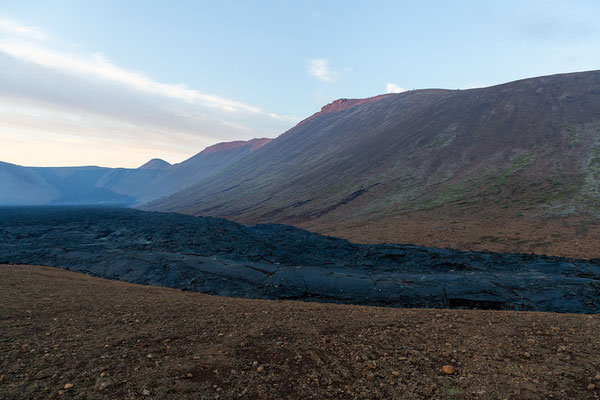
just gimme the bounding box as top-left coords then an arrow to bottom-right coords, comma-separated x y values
0,39 -> 296,117
0,17 -> 299,167
386,83 -> 405,94
308,58 -> 338,82
0,16 -> 45,40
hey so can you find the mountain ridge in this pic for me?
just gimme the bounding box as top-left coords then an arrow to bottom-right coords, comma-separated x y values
143,70 -> 600,258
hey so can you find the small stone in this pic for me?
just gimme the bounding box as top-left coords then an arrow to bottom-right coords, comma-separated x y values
391,371 -> 400,376
186,373 -> 193,378
589,384 -> 596,390
142,388 -> 151,396
257,366 -> 265,373
63,383 -> 74,390
367,363 -> 376,370
442,365 -> 456,375
366,373 -> 375,381
523,352 -> 531,358
595,374 -> 600,380
58,390 -> 65,395
100,372 -> 106,377
146,354 -> 153,359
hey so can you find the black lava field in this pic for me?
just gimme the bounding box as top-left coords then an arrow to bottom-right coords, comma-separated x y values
1,207 -> 598,313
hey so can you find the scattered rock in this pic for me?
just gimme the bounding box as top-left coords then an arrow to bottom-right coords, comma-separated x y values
142,388 -> 151,396
366,373 -> 375,381
391,371 -> 400,376
442,365 -> 456,375
63,383 -> 73,390
186,373 -> 193,378
257,366 -> 265,373
589,384 -> 596,390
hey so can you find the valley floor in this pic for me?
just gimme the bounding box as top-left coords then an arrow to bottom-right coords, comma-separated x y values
1,264 -> 599,399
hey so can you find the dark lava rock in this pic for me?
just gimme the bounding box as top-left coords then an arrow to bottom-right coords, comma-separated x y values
0,206 -> 598,313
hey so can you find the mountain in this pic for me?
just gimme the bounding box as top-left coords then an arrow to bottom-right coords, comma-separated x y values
97,138 -> 271,203
138,158 -> 171,169
0,161 -> 59,205
144,70 -> 600,258
0,138 -> 271,206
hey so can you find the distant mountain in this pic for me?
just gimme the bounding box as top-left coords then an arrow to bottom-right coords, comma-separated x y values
0,161 -> 59,205
98,138 -> 272,203
0,138 -> 271,206
138,158 -> 171,169
144,70 -> 600,257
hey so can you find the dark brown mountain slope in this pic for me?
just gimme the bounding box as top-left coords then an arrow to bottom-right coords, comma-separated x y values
144,71 -> 600,258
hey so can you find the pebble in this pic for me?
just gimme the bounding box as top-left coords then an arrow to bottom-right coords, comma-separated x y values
366,373 -> 375,381
63,383 -> 74,390
442,365 -> 456,375
58,390 -> 65,395
186,373 -> 193,378
391,371 -> 400,376
257,366 -> 265,373
142,389 -> 151,396
146,354 -> 153,359
595,374 -> 600,380
589,384 -> 596,390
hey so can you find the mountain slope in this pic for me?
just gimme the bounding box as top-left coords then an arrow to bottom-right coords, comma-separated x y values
144,70 -> 600,257
0,161 -> 59,205
97,138 -> 271,203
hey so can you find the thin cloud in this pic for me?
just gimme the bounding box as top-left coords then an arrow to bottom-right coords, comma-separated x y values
386,83 -> 405,94
0,16 -> 45,40
0,39 -> 298,119
308,58 -> 338,82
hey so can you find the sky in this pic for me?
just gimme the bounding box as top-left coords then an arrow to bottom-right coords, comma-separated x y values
1,0 -> 600,168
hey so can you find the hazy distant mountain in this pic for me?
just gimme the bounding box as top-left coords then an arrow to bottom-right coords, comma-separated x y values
0,161 -> 60,205
144,71 -> 600,256
138,158 -> 171,169
98,138 -> 272,203
0,138 -> 271,206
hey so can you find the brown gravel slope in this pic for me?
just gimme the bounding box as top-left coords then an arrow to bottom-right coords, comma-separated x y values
304,209 -> 600,260
1,264 -> 599,400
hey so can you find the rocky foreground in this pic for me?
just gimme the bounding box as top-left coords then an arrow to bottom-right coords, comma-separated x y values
0,207 -> 599,313
1,264 -> 599,399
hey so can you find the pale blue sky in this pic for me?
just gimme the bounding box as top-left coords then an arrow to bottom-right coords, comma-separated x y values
1,0 -> 599,167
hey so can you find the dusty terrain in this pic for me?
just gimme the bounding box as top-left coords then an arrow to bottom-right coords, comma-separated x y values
307,208 -> 600,260
1,264 -> 599,399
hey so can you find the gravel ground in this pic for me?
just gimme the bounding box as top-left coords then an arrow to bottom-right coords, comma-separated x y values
1,264 -> 599,400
